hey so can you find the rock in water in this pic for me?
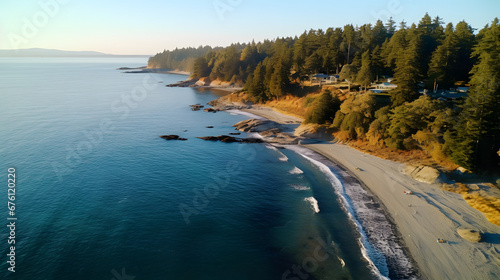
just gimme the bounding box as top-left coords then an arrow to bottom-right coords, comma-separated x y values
159,135 -> 179,140
197,135 -> 263,143
160,135 -> 188,141
204,108 -> 217,113
457,228 -> 482,242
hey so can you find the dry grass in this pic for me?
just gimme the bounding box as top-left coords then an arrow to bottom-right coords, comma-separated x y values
441,183 -> 500,226
344,138 -> 444,167
263,95 -> 309,119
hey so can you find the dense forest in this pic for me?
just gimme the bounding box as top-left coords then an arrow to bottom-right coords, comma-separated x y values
148,14 -> 500,173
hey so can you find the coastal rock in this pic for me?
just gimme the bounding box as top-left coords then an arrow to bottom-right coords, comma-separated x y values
190,104 -> 204,111
208,94 -> 253,111
209,79 -> 232,87
294,123 -> 334,140
259,128 -> 282,137
233,119 -> 277,132
457,228 -> 482,242
160,135 -> 188,141
195,77 -> 211,86
264,132 -> 302,145
204,108 -> 217,113
404,165 -> 444,184
197,135 -> 263,143
167,79 -> 197,87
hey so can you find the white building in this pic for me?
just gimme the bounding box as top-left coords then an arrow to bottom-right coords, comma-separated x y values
374,82 -> 397,90
311,73 -> 339,85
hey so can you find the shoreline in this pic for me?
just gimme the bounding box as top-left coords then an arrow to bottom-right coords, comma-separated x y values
225,105 -> 500,280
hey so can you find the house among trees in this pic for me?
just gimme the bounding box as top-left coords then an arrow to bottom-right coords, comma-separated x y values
373,82 -> 398,90
310,73 -> 339,85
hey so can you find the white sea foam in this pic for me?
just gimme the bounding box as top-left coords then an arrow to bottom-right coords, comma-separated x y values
225,109 -> 266,120
304,197 -> 320,213
290,184 -> 310,191
265,144 -> 289,161
287,145 -> 390,280
288,166 -> 304,174
278,156 -> 289,162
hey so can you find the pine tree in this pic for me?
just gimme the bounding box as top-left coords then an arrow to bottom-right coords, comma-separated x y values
339,60 -> 359,92
342,24 -> 356,64
373,20 -> 388,46
268,58 -> 290,99
427,23 -> 459,89
453,21 -> 476,82
385,17 -> 396,37
356,50 -> 374,91
193,57 -> 210,78
446,19 -> 500,171
381,28 -> 407,70
417,13 -> 443,75
304,52 -> 323,74
391,33 -> 421,107
246,62 -> 267,102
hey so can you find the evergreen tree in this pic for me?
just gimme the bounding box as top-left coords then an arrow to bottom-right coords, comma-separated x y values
385,17 -> 397,37
245,62 -> 267,102
339,57 -> 360,92
427,23 -> 459,89
333,93 -> 377,139
356,50 -> 374,91
381,28 -> 407,70
193,57 -> 210,78
373,20 -> 389,46
391,33 -> 422,107
417,13 -> 443,75
342,24 -> 356,63
268,58 -> 290,99
446,19 -> 500,171
304,52 -> 323,74
304,90 -> 341,124
453,21 -> 476,82
371,45 -> 385,81
359,24 -> 375,51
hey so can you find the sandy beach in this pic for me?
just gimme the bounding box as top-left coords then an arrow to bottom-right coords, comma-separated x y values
239,105 -> 500,280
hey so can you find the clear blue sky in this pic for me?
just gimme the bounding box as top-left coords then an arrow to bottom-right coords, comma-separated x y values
1,0 -> 498,55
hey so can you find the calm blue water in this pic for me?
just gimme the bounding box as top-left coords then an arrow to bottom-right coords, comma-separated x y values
0,57 -> 377,279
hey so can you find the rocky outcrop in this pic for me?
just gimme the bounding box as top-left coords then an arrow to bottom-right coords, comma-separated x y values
404,165 -> 444,184
160,135 -> 188,141
190,104 -> 204,111
208,94 -> 252,111
259,128 -> 283,137
233,119 -> 277,132
264,131 -> 302,145
457,228 -> 482,242
197,135 -> 263,143
232,119 -> 303,144
204,108 -> 217,113
294,123 -> 335,140
167,79 -> 197,87
195,77 -> 211,86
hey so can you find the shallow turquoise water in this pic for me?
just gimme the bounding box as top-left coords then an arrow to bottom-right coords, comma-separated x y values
0,57 -> 376,279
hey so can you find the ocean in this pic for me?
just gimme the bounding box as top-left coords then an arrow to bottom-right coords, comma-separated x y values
0,57 -> 390,279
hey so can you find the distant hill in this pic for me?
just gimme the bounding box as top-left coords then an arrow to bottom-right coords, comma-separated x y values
0,48 -> 148,57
